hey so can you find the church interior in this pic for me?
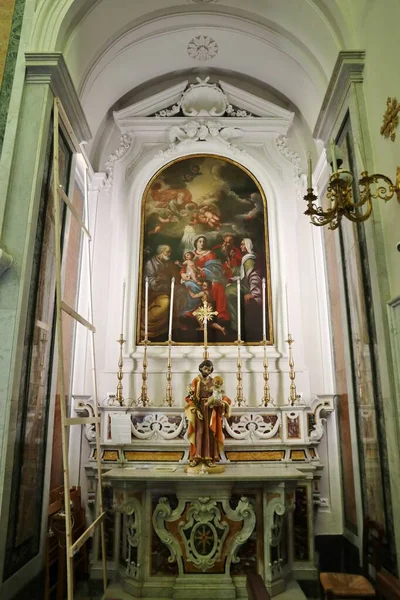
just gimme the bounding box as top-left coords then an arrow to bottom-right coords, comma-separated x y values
0,1 -> 400,599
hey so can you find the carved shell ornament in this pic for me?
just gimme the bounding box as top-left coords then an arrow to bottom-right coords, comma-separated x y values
181,77 -> 227,116
187,35 -> 218,61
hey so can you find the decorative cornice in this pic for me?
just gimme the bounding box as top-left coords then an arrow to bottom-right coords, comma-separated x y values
313,50 -> 365,142
25,52 -> 91,143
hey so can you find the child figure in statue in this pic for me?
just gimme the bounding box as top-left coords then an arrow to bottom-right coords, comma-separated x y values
206,375 -> 229,413
185,361 -> 231,473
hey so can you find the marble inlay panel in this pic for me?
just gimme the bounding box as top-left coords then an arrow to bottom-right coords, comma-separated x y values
334,120 -> 395,570
0,0 -> 16,84
0,0 -> 26,153
324,223 -> 358,532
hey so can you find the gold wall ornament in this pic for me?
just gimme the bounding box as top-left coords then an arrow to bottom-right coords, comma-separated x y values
381,97 -> 400,141
304,167 -> 400,230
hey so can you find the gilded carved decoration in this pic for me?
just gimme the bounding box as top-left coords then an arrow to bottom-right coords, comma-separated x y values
380,97 -> 400,141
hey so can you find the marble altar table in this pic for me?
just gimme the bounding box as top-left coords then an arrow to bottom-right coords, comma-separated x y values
103,464 -> 314,599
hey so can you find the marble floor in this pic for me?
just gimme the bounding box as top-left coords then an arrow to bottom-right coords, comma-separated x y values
76,578 -> 311,600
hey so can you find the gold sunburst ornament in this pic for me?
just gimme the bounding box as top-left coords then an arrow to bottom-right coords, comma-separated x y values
193,300 -> 218,360
381,97 -> 400,141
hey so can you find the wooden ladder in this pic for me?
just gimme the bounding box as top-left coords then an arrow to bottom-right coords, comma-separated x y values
52,97 -> 107,600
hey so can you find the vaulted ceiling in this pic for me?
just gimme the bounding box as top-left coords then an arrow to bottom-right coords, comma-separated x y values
31,0 -> 359,148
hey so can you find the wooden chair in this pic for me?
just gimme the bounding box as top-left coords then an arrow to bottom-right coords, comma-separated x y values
320,518 -> 384,599
44,486 -> 89,600
376,570 -> 400,600
44,487 -> 64,600
246,572 -> 271,600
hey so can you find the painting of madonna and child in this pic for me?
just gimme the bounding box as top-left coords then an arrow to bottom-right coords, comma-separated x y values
137,155 -> 273,345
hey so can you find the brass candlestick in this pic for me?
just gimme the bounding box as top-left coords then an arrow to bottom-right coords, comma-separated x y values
116,333 -> 125,406
164,339 -> 173,406
286,333 -> 298,406
235,341 -> 246,407
261,336 -> 273,406
137,336 -> 150,406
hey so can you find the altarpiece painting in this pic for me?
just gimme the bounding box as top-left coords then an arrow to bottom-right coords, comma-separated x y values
137,155 -> 273,345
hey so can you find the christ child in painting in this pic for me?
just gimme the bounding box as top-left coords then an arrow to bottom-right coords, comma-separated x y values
176,251 -> 201,284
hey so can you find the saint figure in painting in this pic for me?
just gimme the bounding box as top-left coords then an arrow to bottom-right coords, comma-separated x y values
192,235 -> 229,321
226,237 -> 263,334
185,360 -> 231,472
143,244 -> 187,337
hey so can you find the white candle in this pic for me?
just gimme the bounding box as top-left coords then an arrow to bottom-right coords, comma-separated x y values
354,137 -> 366,174
120,280 -> 126,333
262,277 -> 266,341
168,277 -> 175,339
144,277 -> 149,340
237,278 -> 241,340
330,139 -> 338,173
285,284 -> 290,334
307,152 -> 312,189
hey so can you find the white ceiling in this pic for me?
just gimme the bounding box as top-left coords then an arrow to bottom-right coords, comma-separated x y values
30,0 -> 357,143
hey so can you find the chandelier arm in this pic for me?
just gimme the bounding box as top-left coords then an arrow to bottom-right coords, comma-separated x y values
367,173 -> 397,201
344,202 -> 373,223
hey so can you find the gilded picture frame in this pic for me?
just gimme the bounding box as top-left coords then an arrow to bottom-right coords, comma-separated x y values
136,154 -> 273,345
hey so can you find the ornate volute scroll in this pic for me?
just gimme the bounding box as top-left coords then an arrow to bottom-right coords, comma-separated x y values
222,496 -> 256,571
113,497 -> 142,580
152,497 -> 186,572
224,413 -> 281,441
74,396 -> 96,441
131,413 -> 185,440
264,488 -> 293,584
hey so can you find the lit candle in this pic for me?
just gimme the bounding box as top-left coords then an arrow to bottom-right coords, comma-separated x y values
120,280 -> 126,334
307,152 -> 312,189
285,284 -> 290,334
262,277 -> 266,341
168,277 -> 175,339
354,137 -> 366,174
144,276 -> 149,340
237,278 -> 241,340
330,139 -> 338,173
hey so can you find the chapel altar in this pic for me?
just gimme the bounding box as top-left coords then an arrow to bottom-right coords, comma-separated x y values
70,77 -> 339,599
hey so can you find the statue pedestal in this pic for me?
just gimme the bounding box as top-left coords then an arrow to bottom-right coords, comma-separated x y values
103,464 -> 313,598
184,462 -> 225,474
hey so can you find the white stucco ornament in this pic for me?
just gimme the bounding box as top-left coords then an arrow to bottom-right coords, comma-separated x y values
187,35 -> 218,61
104,133 -> 132,189
156,119 -> 244,158
181,77 -> 226,116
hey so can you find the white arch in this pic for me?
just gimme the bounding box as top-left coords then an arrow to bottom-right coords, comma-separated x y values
30,1 -> 353,139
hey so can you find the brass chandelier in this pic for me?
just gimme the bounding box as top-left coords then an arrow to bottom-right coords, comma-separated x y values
304,141 -> 400,230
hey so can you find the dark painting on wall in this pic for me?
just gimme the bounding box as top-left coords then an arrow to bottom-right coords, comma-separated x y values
4,123 -> 72,579
137,155 -> 273,345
